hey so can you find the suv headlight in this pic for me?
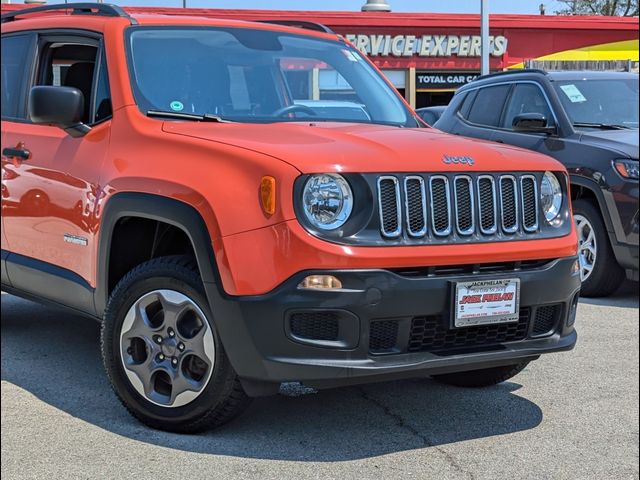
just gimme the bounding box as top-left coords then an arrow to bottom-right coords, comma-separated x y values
302,174 -> 353,230
540,171 -> 563,223
614,159 -> 639,179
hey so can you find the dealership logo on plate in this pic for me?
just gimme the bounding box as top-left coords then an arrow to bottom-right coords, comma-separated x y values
443,155 -> 475,166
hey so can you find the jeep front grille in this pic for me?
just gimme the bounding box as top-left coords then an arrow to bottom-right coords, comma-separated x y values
377,173 -> 541,240
404,176 -> 427,237
520,175 -> 539,232
477,175 -> 497,234
377,176 -> 402,238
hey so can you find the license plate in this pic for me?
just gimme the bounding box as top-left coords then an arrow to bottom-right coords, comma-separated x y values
454,278 -> 520,327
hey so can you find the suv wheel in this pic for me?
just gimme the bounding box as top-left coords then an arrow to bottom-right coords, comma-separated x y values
573,199 -> 625,297
431,361 -> 531,388
101,256 -> 251,432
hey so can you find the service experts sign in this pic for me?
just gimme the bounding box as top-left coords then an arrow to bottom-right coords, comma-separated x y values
345,34 -> 508,58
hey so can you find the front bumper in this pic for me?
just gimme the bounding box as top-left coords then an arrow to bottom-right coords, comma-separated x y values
206,256 -> 581,396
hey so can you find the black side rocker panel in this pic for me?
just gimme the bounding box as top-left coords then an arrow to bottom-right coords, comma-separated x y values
2,250 -> 96,316
1,249 -> 10,286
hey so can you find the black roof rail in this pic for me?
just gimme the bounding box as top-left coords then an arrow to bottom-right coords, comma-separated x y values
1,2 -> 137,25
257,20 -> 335,34
477,68 -> 549,80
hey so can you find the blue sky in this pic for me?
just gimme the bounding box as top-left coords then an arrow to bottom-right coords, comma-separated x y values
26,0 -> 565,14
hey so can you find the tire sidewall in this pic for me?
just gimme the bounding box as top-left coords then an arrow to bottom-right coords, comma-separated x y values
573,199 -> 623,296
102,263 -> 233,427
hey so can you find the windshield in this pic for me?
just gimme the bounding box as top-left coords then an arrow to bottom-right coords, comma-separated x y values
552,78 -> 639,129
126,27 -> 414,126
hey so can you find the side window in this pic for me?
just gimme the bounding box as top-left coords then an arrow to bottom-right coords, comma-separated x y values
466,85 -> 511,127
37,42 -> 98,124
457,90 -> 477,120
502,83 -> 554,129
1,34 -> 33,120
94,50 -> 112,123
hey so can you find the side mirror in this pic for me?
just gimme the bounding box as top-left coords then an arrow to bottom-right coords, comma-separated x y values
29,86 -> 90,138
512,113 -> 557,135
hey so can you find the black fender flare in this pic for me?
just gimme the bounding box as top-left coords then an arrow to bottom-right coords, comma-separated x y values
94,192 -> 221,316
569,175 -> 622,244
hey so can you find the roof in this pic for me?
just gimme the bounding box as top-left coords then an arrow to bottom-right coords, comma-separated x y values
0,4 -> 342,41
458,69 -> 639,90
1,3 -> 638,32
546,70 -> 640,80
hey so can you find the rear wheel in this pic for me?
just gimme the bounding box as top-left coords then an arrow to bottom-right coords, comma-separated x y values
101,256 -> 250,433
432,361 -> 531,388
573,199 -> 625,297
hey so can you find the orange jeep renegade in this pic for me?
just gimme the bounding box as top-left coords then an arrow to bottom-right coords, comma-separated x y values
1,4 -> 580,432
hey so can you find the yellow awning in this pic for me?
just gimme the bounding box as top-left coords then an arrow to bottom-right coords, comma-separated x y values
509,39 -> 639,69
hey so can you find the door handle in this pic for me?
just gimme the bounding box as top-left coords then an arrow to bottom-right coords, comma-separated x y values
2,143 -> 31,161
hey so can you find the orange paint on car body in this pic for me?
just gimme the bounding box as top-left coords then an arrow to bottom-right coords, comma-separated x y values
1,11 -> 577,297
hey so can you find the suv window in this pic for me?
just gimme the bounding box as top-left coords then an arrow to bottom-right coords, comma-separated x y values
466,84 -> 511,127
38,42 -> 98,124
457,90 -> 477,120
502,83 -> 554,129
94,50 -> 112,123
1,35 -> 33,119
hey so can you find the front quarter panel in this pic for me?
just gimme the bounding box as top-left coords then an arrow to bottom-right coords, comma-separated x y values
102,106 -> 300,237
98,106 -> 302,293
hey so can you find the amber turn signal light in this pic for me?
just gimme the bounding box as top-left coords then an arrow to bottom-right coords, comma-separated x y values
260,176 -> 276,215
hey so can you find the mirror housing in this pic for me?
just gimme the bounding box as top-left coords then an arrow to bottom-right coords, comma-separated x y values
512,113 -> 557,135
29,86 -> 91,138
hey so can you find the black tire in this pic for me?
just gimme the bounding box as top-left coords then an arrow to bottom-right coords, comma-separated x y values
101,255 -> 251,433
573,198 -> 625,297
431,361 -> 531,388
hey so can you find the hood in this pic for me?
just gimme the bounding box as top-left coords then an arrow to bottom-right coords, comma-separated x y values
162,122 -> 563,174
578,129 -> 639,159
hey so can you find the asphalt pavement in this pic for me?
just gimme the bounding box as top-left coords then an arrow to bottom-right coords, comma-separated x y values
1,282 -> 638,480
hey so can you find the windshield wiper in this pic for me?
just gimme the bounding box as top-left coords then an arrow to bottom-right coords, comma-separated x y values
572,122 -> 628,130
146,110 -> 232,123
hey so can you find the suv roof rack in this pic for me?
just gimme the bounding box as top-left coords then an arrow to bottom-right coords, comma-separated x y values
1,2 -> 137,25
257,20 -> 335,34
477,68 -> 549,80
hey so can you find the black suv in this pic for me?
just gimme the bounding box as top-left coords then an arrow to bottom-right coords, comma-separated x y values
435,70 -> 639,297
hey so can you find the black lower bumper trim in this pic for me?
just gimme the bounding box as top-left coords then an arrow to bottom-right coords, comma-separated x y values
206,256 -> 580,395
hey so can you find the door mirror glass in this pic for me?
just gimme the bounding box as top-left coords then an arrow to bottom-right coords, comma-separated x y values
29,86 -> 90,137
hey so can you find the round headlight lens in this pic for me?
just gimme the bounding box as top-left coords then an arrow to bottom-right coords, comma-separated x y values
540,171 -> 563,223
302,174 -> 353,230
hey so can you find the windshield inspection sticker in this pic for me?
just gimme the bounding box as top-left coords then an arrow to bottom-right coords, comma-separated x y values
170,100 -> 184,112
559,84 -> 587,103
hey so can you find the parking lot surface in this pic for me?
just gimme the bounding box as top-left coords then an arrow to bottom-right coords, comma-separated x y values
1,283 -> 638,480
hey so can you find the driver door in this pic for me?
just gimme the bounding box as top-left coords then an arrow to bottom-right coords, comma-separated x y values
1,31 -> 112,312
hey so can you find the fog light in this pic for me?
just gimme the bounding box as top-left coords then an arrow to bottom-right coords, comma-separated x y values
298,275 -> 343,290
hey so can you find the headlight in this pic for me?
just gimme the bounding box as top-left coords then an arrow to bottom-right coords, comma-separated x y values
540,171 -> 563,223
614,159 -> 639,179
302,174 -> 353,230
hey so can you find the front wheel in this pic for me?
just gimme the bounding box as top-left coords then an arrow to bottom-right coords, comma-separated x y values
101,256 -> 250,433
431,361 -> 531,388
573,199 -> 625,297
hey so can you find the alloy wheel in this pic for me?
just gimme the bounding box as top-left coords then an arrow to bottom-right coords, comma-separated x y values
574,214 -> 597,282
119,289 -> 215,408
